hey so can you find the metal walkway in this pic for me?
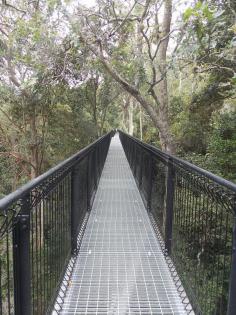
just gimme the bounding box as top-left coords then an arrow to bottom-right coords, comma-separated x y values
60,134 -> 186,314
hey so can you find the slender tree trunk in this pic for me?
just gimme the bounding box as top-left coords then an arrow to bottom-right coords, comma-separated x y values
29,111 -> 40,179
121,111 -> 128,133
12,170 -> 20,191
128,100 -> 134,135
156,0 -> 176,153
121,96 -> 130,132
178,71 -> 182,94
92,79 -> 99,137
139,106 -> 143,141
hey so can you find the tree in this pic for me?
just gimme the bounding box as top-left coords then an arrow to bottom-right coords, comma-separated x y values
171,0 -> 236,153
0,0 -> 64,178
70,0 -> 183,152
0,0 -> 107,189
82,71 -> 121,136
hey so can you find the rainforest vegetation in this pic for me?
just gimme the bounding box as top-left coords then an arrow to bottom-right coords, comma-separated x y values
0,0 -> 235,197
0,2 -> 236,315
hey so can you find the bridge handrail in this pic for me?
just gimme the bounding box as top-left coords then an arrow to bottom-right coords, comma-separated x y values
0,131 -> 113,315
119,130 -> 236,193
119,130 -> 236,315
0,133 -> 112,211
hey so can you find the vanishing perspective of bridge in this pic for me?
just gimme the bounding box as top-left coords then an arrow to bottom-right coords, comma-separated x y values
0,131 -> 235,315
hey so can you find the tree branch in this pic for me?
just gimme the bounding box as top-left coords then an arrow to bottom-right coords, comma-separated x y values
1,0 -> 26,13
109,0 -> 139,37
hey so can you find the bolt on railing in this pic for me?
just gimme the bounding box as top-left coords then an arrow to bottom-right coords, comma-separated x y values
0,132 -> 113,315
119,130 -> 236,315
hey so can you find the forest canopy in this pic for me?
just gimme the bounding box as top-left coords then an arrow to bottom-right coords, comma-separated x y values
0,0 -> 235,196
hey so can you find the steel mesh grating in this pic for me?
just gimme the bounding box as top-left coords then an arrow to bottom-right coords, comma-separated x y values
59,134 -> 187,315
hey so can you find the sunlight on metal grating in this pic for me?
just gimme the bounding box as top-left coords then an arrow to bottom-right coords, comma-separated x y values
60,133 -> 187,315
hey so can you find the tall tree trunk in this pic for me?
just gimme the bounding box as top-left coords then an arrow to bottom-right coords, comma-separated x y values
84,0 -> 176,153
121,96 -> 130,132
139,106 -> 143,141
128,100 -> 134,135
178,71 -> 182,94
156,0 -> 175,153
98,56 -> 175,152
29,111 -> 39,179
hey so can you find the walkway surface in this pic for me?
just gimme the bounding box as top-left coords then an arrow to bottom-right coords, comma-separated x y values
60,134 -> 186,314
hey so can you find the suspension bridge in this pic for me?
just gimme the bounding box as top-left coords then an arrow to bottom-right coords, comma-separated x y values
0,131 -> 235,315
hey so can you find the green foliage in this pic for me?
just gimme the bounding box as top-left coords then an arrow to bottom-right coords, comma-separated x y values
207,110 -> 236,182
0,1 -> 235,314
178,108 -> 236,183
183,2 -> 214,22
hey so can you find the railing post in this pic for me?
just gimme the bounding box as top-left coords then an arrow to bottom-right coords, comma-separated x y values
165,158 -> 175,254
139,150 -> 143,188
147,156 -> 153,212
132,143 -> 136,172
87,154 -> 91,211
13,193 -> 32,315
95,146 -> 98,188
227,213 -> 236,315
71,164 -> 80,254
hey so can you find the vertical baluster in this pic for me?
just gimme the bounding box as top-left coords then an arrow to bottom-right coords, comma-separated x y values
147,156 -> 153,212
165,158 -> 175,254
227,212 -> 236,315
94,146 -> 98,189
87,154 -> 91,211
71,164 -> 80,254
13,193 -> 32,315
139,149 -> 143,189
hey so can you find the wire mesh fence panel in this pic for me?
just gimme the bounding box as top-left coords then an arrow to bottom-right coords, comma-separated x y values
0,211 -> 15,315
150,157 -> 167,237
172,163 -> 234,315
30,173 -> 71,315
139,151 -> 150,206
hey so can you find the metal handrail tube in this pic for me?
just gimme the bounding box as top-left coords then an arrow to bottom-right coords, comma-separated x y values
0,133 -> 111,211
118,130 -> 236,193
